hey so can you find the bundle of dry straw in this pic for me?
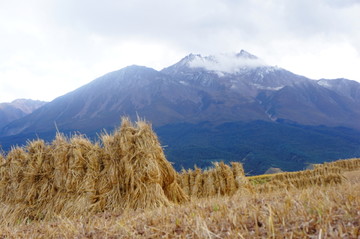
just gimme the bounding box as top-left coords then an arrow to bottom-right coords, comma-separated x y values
313,158 -> 360,172
256,167 -> 344,193
0,118 -> 188,223
177,161 -> 250,198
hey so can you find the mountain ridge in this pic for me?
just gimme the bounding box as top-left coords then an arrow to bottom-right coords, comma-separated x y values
1,50 -> 360,174
2,51 -> 360,134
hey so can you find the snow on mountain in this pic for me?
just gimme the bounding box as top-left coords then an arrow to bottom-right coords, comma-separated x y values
250,83 -> 285,91
316,78 -> 360,102
236,49 -> 258,59
162,50 -> 267,77
317,79 -> 332,88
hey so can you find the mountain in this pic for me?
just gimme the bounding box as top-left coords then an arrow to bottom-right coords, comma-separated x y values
0,99 -> 46,128
1,50 -> 360,175
0,65 -> 211,135
162,51 -> 360,129
316,78 -> 360,102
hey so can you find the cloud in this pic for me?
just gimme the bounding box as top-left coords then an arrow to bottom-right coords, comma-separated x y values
36,0 -> 360,62
0,0 -> 360,101
189,52 -> 267,74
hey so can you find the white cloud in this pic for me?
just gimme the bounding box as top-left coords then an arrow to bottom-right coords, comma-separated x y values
0,0 -> 360,102
189,53 -> 266,74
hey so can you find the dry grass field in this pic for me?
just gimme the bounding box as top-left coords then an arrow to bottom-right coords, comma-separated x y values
0,119 -> 359,238
0,170 -> 359,238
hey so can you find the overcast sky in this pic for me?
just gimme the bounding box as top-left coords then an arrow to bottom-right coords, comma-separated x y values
1,0 -> 360,102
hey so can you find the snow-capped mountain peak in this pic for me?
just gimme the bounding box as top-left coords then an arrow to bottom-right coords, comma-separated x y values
162,50 -> 267,76
236,49 -> 258,59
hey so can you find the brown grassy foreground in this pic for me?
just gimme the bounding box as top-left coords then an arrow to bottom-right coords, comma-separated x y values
0,118 -> 359,238
0,171 -> 358,238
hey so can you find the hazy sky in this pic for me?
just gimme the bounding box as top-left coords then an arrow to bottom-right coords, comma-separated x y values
1,0 -> 360,102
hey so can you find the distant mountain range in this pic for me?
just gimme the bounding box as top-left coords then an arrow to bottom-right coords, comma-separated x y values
0,99 -> 46,128
1,50 -> 360,175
